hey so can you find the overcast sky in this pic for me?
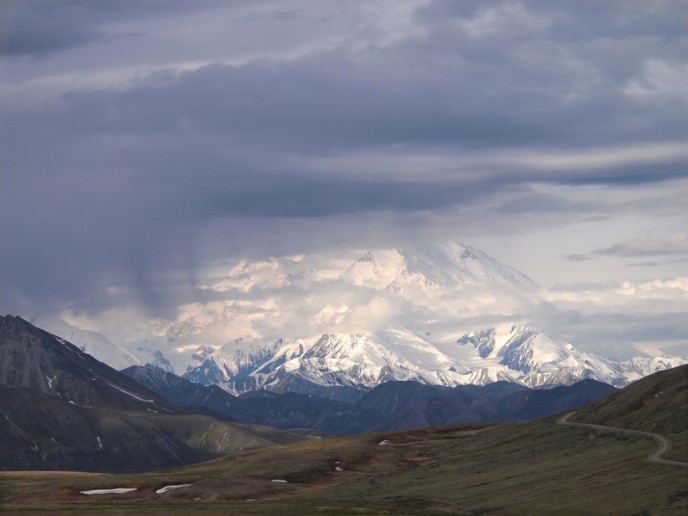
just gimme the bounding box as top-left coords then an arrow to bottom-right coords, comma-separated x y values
1,0 -> 686,357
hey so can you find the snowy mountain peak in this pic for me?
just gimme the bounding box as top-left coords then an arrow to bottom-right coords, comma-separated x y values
458,325 -> 567,367
202,241 -> 533,296
459,325 -> 583,371
454,324 -> 688,388
399,242 -> 533,287
181,322 -> 678,393
191,344 -> 215,362
183,354 -> 232,385
618,356 -> 688,383
38,241 -> 685,395
183,336 -> 305,390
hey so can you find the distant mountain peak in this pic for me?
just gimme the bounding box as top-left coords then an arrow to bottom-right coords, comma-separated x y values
26,240 -> 683,397
179,321 -> 687,395
457,324 -> 687,388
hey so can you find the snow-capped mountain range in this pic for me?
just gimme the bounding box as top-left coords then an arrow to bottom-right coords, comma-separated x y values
37,241 -> 687,394
182,325 -> 686,394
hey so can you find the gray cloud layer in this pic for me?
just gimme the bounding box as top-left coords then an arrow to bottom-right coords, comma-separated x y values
1,0 -> 686,319
595,234 -> 688,257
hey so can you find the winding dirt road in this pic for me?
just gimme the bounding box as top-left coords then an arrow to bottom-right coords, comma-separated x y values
557,412 -> 688,468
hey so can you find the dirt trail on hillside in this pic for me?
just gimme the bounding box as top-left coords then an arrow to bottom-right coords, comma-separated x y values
557,411 -> 688,468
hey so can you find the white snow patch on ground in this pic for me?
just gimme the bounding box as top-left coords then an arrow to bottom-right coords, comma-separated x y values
271,479 -> 288,483
156,484 -> 192,495
378,439 -> 391,446
80,488 -> 137,495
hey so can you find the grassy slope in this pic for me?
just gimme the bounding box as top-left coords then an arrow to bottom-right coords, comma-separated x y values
2,366 -> 687,514
572,364 -> 688,462
2,421 -> 686,514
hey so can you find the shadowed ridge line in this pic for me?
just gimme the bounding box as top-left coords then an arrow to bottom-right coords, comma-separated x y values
556,411 -> 688,468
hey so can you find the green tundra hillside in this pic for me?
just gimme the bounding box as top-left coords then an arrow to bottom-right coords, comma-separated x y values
2,365 -> 687,514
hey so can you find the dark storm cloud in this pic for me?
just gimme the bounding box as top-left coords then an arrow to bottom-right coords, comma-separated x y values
553,162 -> 688,186
62,48 -> 685,152
0,0 -> 205,57
1,0 -> 686,317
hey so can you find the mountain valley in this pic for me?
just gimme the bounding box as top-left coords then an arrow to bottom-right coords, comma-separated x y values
2,364 -> 686,514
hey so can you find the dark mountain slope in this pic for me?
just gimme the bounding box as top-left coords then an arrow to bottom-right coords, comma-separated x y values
492,378 -> 618,421
353,380 -> 465,418
370,397 -> 475,432
238,390 -> 352,431
122,365 -> 262,423
0,315 -> 175,412
123,365 -> 354,431
0,384 -> 212,472
363,379 -> 615,430
0,315 -> 306,472
124,364 -> 617,435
